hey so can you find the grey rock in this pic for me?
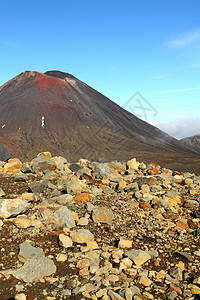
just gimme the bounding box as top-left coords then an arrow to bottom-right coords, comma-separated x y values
167,291 -> 178,300
125,182 -> 139,192
91,187 -> 102,196
62,175 -> 87,194
68,163 -> 82,173
0,199 -> 29,218
171,266 -> 182,281
56,194 -> 74,205
13,255 -> 56,282
0,143 -> 11,161
179,252 -> 193,262
95,163 -> 111,176
92,206 -> 113,225
184,199 -> 199,209
18,242 -> 44,262
21,162 -> 32,173
31,156 -> 56,173
129,286 -> 141,296
14,174 -> 29,182
28,180 -> 48,194
51,206 -> 76,228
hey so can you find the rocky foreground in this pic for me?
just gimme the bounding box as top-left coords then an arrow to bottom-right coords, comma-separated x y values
0,153 -> 199,300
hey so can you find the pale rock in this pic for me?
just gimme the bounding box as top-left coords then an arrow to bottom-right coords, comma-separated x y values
3,158 -> 22,173
126,249 -> 151,266
193,277 -> 200,285
127,158 -> 140,171
138,275 -> 152,286
14,215 -> 32,228
118,237 -> 133,249
70,229 -> 94,244
125,287 -> 135,300
50,156 -> 67,170
139,162 -> 146,170
119,257 -> 133,270
15,294 -> 26,300
56,253 -> 68,262
0,199 -> 29,218
96,288 -> 108,298
65,175 -> 87,194
77,217 -> 89,226
59,234 -> 73,248
92,206 -> 113,224
20,192 -> 36,202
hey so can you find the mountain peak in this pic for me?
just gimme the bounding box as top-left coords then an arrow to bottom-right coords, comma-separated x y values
44,70 -> 77,80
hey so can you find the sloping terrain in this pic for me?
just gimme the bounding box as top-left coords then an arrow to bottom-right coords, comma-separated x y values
0,70 -> 199,172
181,135 -> 200,152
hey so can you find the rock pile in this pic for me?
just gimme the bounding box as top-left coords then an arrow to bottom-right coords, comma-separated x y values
0,152 -> 199,299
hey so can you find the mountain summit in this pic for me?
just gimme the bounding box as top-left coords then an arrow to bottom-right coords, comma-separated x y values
0,70 -> 199,171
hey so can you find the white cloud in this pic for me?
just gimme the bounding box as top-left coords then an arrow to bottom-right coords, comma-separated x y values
148,86 -> 200,96
152,74 -> 169,79
152,118 -> 200,139
164,30 -> 200,48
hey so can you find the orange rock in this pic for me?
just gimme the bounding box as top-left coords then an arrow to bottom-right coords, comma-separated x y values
154,260 -> 160,266
176,261 -> 185,271
169,196 -> 182,207
137,171 -> 144,176
79,266 -> 89,276
176,219 -> 189,229
3,158 -> 22,173
102,179 -> 110,186
71,211 -> 79,222
152,168 -> 158,174
38,152 -> 52,159
190,285 -> 200,295
74,192 -> 90,202
164,244 -> 171,249
140,202 -> 151,209
118,179 -> 126,189
76,259 -> 91,269
169,283 -> 182,294
190,190 -> 196,195
146,168 -> 158,175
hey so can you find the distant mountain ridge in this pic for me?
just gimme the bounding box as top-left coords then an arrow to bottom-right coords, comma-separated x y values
180,134 -> 200,151
0,70 -> 199,172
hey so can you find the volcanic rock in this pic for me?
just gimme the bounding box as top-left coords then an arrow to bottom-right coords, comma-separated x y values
0,142 -> 10,161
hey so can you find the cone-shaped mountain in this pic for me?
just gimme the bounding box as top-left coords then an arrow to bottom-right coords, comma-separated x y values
0,70 -> 199,172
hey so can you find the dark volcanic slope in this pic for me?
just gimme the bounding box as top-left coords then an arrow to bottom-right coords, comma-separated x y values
180,134 -> 200,151
0,142 -> 10,161
0,70 -> 199,172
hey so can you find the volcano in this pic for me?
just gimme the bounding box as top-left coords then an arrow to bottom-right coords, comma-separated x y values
0,70 -> 199,172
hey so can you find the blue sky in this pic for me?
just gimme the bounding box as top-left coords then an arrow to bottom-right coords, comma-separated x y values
1,0 -> 200,139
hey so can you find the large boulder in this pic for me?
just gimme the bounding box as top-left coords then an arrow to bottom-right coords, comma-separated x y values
0,143 -> 11,162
